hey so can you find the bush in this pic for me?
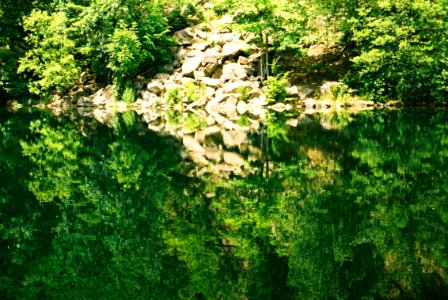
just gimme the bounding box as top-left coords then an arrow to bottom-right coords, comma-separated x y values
17,10 -> 80,98
266,73 -> 289,104
166,87 -> 182,105
237,86 -> 250,102
185,82 -> 206,103
121,85 -> 137,104
345,0 -> 448,104
17,0 -> 174,100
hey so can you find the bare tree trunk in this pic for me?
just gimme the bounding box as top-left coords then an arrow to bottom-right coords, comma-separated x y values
259,32 -> 265,84
264,32 -> 269,79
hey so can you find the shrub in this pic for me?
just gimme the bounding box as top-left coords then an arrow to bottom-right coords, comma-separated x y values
17,10 -> 80,98
166,87 -> 182,105
185,82 -> 206,103
121,85 -> 137,104
237,86 -> 250,102
266,73 -> 289,104
345,0 -> 448,104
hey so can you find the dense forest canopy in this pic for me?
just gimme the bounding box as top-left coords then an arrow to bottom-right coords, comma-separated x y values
1,0 -> 448,104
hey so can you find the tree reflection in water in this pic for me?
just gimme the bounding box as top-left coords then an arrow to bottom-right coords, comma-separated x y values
0,108 -> 447,299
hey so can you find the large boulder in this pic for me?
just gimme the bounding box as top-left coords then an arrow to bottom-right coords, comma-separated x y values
222,39 -> 249,58
201,77 -> 222,89
202,47 -> 222,76
174,28 -> 195,45
209,32 -> 236,46
221,63 -> 248,81
222,130 -> 247,149
223,152 -> 245,166
222,80 -> 253,93
183,135 -> 205,154
147,81 -> 164,95
182,53 -> 205,77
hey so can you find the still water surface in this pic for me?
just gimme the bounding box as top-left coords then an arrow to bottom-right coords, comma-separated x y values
1,108 -> 447,299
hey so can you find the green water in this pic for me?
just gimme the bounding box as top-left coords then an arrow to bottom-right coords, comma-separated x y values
1,108 -> 447,299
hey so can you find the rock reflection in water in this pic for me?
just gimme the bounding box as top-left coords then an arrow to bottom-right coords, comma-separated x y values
2,107 -> 447,299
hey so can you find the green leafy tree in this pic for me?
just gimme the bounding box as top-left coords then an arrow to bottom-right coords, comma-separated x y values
14,0 -> 174,100
345,0 -> 448,104
17,9 -> 81,97
232,0 -> 306,81
0,0 -> 53,100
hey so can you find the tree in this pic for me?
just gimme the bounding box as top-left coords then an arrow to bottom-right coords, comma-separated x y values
345,0 -> 448,104
232,0 -> 306,82
15,0 -> 174,100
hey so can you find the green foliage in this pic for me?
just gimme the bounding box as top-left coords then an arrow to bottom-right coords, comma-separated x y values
320,82 -> 352,102
20,119 -> 82,202
1,108 -> 448,298
345,0 -> 448,104
18,10 -> 81,97
232,0 -> 306,53
166,87 -> 182,105
9,0 -> 174,100
106,21 -> 143,97
237,86 -> 250,102
162,0 -> 204,32
185,81 -> 206,103
266,73 -> 289,104
121,84 -> 137,104
184,113 -> 207,132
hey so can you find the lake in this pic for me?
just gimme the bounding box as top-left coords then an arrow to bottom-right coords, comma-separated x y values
1,107 -> 447,299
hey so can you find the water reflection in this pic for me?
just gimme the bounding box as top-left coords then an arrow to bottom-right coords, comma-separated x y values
0,108 -> 447,299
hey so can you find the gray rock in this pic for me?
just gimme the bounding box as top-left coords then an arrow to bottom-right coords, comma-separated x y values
236,101 -> 248,114
217,96 -> 238,113
183,135 -> 205,154
221,63 -> 248,81
141,91 -> 158,102
91,94 -> 107,106
176,48 -> 187,61
212,67 -> 223,79
180,77 -> 195,86
195,28 -> 209,39
193,42 -> 209,51
222,130 -> 247,149
286,118 -> 299,127
184,49 -> 205,59
223,152 -> 245,166
248,88 -> 262,99
205,86 -> 216,99
209,33 -> 235,46
269,103 -> 287,112
298,86 -> 315,99
194,70 -> 206,80
154,73 -> 170,81
249,97 -> 268,107
320,81 -> 346,96
182,54 -> 205,77
249,107 -> 267,118
222,80 -> 253,93
147,81 -> 164,95
303,98 -> 316,108
222,39 -> 248,58
237,56 -> 250,65
286,85 -> 299,96
204,62 -> 220,76
204,148 -> 222,162
174,28 -> 195,45
248,52 -> 262,63
201,77 -> 222,89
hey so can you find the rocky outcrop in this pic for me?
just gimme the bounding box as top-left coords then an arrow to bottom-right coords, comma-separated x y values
51,15 -> 380,117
